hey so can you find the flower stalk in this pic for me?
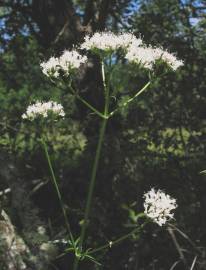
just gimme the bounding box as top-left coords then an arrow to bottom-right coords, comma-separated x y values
72,61 -> 110,270
67,81 -> 106,119
109,81 -> 151,117
88,221 -> 148,255
41,137 -> 74,245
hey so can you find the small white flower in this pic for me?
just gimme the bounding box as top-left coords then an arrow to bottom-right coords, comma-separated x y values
119,33 -> 142,48
59,50 -> 87,74
40,57 -> 60,78
160,50 -> 184,70
126,46 -> 157,69
143,188 -> 177,226
52,238 -> 68,244
37,226 -> 46,235
109,241 -> 113,248
81,31 -> 142,52
126,45 -> 183,70
22,101 -> 65,120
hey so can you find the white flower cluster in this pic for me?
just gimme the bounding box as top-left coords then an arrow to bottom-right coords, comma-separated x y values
81,32 -> 142,51
126,45 -> 183,71
40,31 -> 183,78
40,57 -> 60,78
22,101 -> 65,120
80,31 -> 183,70
59,50 -> 87,75
40,50 -> 87,78
143,188 -> 177,226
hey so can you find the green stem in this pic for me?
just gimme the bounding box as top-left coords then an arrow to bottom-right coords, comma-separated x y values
72,257 -> 80,270
41,138 -> 74,244
102,61 -> 109,116
68,83 -> 106,119
72,60 -> 109,270
72,118 -> 108,270
109,81 -> 151,117
60,221 -> 148,261
75,94 -> 107,119
101,59 -> 107,98
89,221 -> 147,255
81,118 -> 107,245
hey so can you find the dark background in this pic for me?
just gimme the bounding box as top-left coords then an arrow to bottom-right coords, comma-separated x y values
0,0 -> 206,269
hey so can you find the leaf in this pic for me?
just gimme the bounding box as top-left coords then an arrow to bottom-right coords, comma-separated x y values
74,237 -> 80,246
84,254 -> 102,266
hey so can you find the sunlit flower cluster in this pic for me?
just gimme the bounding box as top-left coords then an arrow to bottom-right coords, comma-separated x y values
143,188 -> 177,226
40,31 -> 183,79
40,57 -> 60,78
126,45 -> 183,70
59,50 -> 87,75
81,31 -> 142,51
40,50 -> 87,78
80,31 -> 183,70
22,101 -> 65,120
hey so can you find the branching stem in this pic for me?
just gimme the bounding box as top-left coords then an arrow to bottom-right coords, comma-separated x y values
68,82 -> 106,119
72,60 -> 110,270
109,81 -> 151,117
72,62 -> 151,270
89,221 -> 147,255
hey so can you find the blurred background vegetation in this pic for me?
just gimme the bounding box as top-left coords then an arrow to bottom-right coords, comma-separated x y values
0,0 -> 206,269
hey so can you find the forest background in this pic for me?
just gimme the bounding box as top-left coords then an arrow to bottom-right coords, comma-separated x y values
0,0 -> 206,269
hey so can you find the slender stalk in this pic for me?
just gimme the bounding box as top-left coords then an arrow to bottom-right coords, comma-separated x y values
72,256 -> 80,270
190,256 -> 197,270
167,225 -> 187,267
75,94 -> 107,119
72,60 -> 109,270
81,118 -> 107,243
89,221 -> 147,255
60,222 -> 147,263
41,138 -> 74,244
169,223 -> 200,253
101,59 -> 107,98
67,82 -> 106,119
109,81 -> 151,117
72,117 -> 108,270
102,61 -> 110,116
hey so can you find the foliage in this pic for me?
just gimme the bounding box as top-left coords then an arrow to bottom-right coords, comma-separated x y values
0,0 -> 206,270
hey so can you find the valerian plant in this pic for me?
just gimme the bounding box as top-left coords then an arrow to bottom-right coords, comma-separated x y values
22,31 -> 183,269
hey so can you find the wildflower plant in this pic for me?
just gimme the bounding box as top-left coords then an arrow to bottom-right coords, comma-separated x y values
22,31 -> 183,269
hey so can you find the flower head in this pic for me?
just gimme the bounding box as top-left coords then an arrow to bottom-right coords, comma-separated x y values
81,31 -> 183,71
143,188 -> 177,226
40,50 -> 87,78
160,50 -> 184,70
22,101 -> 65,120
126,45 -> 183,70
59,50 -> 87,75
81,31 -> 142,52
40,57 -> 60,78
